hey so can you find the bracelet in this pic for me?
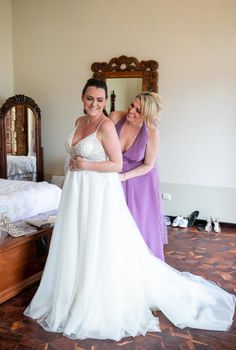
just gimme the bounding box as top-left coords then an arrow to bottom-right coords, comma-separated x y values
123,173 -> 126,181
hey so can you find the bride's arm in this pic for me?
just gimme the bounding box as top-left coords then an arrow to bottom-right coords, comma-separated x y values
70,119 -> 122,173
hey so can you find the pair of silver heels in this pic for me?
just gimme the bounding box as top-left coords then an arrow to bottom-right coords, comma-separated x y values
205,216 -> 222,233
0,214 -> 25,237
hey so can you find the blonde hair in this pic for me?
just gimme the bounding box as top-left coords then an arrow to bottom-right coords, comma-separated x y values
136,91 -> 163,128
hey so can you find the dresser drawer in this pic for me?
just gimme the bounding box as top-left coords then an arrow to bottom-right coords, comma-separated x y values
0,228 -> 52,304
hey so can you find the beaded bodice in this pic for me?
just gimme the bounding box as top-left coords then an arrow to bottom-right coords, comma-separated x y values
65,131 -> 108,162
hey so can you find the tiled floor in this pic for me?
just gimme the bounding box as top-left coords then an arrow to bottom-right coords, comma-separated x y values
0,226 -> 235,350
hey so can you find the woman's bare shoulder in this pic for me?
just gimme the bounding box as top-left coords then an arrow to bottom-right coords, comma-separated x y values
75,115 -> 86,126
109,111 -> 126,124
100,116 -> 115,130
97,117 -> 117,140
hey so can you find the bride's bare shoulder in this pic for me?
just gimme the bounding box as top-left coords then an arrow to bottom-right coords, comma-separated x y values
75,115 -> 86,126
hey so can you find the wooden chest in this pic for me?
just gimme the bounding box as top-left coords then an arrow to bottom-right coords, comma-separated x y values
0,228 -> 52,304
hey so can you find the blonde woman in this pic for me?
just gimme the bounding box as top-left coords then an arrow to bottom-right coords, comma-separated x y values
110,91 -> 167,259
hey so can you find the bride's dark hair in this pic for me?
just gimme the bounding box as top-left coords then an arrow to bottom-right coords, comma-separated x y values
82,78 -> 108,116
82,78 -> 108,98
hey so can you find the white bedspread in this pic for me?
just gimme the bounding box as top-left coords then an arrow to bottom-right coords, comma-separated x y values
0,178 -> 62,222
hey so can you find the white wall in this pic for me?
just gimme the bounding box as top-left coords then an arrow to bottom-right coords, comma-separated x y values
0,0 -> 13,104
9,0 -> 236,223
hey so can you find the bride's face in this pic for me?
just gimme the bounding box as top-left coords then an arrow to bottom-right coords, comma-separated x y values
82,86 -> 107,117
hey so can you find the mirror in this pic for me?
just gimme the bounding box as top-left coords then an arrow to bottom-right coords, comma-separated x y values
106,78 -> 142,112
0,95 -> 44,181
91,55 -> 159,112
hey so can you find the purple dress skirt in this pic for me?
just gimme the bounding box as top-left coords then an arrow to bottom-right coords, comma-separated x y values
116,117 -> 168,260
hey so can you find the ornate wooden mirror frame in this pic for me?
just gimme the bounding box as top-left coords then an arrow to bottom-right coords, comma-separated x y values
91,55 -> 159,92
0,95 -> 44,181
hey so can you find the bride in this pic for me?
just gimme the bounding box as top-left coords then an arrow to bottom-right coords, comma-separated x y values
24,78 -> 235,341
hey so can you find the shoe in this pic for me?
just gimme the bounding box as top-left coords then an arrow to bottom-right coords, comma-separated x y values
205,216 -> 213,232
197,224 -> 205,232
187,210 -> 199,227
165,216 -> 171,226
179,218 -> 188,228
0,214 -> 25,237
172,215 -> 183,227
213,217 -> 222,233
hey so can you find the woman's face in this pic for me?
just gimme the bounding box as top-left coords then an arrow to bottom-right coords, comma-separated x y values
126,97 -> 144,123
82,86 -> 107,117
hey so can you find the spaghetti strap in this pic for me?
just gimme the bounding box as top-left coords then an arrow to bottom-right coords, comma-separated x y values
95,118 -> 107,133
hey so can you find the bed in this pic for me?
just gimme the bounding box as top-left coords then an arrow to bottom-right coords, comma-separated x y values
7,155 -> 37,181
0,178 -> 61,222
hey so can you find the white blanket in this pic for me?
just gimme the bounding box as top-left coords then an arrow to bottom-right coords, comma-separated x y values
0,178 -> 62,222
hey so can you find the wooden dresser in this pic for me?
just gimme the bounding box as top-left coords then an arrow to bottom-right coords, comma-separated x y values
0,227 -> 52,304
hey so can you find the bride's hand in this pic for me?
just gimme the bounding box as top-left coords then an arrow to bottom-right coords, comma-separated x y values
69,156 -> 86,171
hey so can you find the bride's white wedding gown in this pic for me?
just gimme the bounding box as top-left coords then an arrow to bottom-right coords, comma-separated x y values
24,127 -> 235,341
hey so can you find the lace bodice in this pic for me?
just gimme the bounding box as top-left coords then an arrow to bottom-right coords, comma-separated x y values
65,131 -> 108,162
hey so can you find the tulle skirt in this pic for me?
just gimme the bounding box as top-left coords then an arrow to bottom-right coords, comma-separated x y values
24,170 -> 235,341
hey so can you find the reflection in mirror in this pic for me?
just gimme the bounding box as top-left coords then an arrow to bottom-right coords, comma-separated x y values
106,78 -> 142,112
0,95 -> 44,182
5,107 -> 36,181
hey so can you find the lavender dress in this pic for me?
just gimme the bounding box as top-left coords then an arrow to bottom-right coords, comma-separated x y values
116,117 -> 168,260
